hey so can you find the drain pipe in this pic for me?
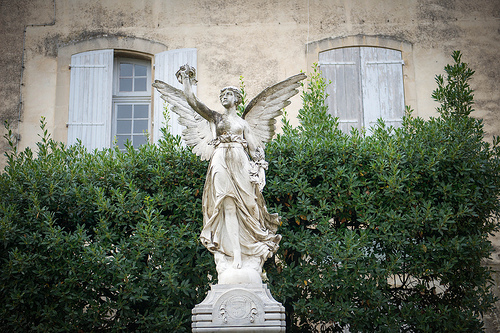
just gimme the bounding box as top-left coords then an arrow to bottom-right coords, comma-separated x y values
17,0 -> 56,148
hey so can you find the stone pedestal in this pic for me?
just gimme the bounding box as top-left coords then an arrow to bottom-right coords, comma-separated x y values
192,284 -> 285,332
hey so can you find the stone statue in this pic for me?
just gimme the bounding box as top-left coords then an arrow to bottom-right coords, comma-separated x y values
153,66 -> 306,284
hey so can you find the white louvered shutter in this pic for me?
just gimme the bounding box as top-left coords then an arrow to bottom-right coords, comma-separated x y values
361,47 -> 405,131
68,49 -> 113,149
319,47 -> 363,133
153,48 -> 197,143
319,47 -> 405,133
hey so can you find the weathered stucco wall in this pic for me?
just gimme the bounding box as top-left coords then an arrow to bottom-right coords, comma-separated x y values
2,0 -> 499,147
0,0 -> 55,158
1,0 -> 500,330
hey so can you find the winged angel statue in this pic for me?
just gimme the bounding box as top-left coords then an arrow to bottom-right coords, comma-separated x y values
153,66 -> 306,283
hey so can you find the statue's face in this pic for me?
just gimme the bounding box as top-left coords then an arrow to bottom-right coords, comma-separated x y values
220,90 -> 236,108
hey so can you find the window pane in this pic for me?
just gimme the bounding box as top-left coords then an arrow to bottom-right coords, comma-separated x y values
117,120 -> 132,134
133,134 -> 147,146
119,78 -> 133,92
117,104 -> 132,118
134,104 -> 149,118
116,135 -> 131,148
133,120 -> 148,133
135,64 -> 147,76
134,78 -> 147,91
114,58 -> 152,150
120,63 -> 133,77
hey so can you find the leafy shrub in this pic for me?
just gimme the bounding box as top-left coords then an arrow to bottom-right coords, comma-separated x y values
0,52 -> 498,332
0,125 -> 214,332
263,52 -> 500,332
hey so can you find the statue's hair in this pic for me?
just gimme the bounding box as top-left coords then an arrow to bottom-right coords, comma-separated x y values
219,86 -> 243,106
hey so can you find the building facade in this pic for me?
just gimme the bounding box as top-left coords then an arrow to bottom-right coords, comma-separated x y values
1,0 -> 500,330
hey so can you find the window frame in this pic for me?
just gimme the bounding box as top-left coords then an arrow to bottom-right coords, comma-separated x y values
113,57 -> 152,98
62,42 -> 197,150
111,101 -> 151,151
318,46 -> 406,133
306,36 -> 417,123
112,57 -> 152,150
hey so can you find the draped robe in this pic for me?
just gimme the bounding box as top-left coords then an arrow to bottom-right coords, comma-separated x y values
199,120 -> 281,263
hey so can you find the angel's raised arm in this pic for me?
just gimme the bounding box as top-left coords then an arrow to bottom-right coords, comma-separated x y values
152,71 -> 216,161
177,66 -> 219,123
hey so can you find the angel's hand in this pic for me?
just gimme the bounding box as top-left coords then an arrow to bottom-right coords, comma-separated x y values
175,65 -> 198,86
253,146 -> 266,162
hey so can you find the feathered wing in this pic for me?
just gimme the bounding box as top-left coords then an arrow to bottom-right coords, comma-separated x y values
152,80 -> 215,161
242,73 -> 307,147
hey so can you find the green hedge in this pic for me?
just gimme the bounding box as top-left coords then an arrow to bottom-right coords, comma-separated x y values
1,52 -> 498,332
0,129 -> 214,331
263,52 -> 499,332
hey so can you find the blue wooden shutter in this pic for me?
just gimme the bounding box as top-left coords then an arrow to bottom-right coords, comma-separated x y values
319,47 -> 363,133
153,48 -> 197,143
361,47 -> 405,131
68,49 -> 113,149
319,47 -> 405,133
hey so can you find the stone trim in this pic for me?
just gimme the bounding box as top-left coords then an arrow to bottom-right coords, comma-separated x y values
306,35 -> 418,115
53,36 -> 167,144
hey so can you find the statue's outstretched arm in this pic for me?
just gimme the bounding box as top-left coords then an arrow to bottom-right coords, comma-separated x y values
244,122 -> 268,192
177,66 -> 218,123
152,66 -> 216,161
243,123 -> 260,160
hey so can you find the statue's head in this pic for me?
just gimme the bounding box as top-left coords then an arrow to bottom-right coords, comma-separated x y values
219,86 -> 243,106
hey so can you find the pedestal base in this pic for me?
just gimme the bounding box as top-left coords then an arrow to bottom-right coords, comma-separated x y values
192,284 -> 285,332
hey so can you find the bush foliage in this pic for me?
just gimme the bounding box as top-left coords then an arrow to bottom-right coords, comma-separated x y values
0,128 -> 213,331
1,52 -> 499,332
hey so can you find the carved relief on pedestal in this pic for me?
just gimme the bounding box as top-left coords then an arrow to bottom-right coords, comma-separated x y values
219,295 -> 258,324
213,288 -> 265,326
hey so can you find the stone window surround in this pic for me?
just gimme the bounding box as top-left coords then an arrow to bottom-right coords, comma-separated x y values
54,36 -> 167,145
306,35 -> 417,115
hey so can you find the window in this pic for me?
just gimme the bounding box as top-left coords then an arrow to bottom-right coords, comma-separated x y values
112,58 -> 151,151
67,48 -> 197,150
319,47 -> 405,133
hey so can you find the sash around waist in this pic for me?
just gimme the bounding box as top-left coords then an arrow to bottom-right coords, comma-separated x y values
216,142 -> 244,148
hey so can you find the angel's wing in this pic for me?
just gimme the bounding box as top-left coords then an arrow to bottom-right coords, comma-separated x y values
152,80 -> 215,161
242,73 -> 306,147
